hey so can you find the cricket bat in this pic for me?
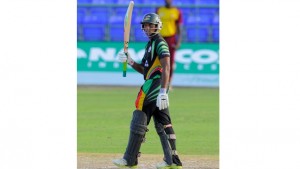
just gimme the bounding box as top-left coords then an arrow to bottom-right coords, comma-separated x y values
123,0 -> 134,77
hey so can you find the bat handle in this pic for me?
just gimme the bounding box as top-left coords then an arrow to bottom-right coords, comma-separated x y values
123,62 -> 127,77
122,53 -> 128,77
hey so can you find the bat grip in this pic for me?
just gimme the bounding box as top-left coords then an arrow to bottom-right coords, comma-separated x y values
122,53 -> 128,77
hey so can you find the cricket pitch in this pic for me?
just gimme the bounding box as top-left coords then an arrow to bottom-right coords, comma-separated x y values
78,153 -> 219,169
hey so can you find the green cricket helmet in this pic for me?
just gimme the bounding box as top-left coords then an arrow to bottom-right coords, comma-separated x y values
140,13 -> 162,37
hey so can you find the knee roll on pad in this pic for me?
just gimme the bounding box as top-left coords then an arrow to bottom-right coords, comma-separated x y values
130,110 -> 147,135
124,110 -> 148,166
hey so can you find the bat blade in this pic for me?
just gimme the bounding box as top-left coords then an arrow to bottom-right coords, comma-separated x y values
123,1 -> 134,77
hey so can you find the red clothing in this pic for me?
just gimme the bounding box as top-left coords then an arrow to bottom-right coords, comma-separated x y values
163,36 -> 176,80
156,7 -> 183,81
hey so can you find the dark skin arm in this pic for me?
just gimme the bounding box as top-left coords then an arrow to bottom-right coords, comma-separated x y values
131,62 -> 144,75
159,56 -> 170,88
175,23 -> 183,49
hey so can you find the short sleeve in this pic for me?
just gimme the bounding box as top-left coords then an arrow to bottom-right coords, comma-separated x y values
156,40 -> 170,59
177,8 -> 183,24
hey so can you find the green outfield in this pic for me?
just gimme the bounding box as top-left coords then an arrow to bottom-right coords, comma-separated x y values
77,86 -> 219,156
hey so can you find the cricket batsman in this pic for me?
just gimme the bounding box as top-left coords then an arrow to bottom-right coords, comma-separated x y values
112,13 -> 183,169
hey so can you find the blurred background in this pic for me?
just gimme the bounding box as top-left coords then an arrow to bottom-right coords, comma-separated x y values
77,1 -> 220,165
77,0 -> 219,87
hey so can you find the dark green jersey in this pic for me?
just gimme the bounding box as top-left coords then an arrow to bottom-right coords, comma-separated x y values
141,34 -> 170,80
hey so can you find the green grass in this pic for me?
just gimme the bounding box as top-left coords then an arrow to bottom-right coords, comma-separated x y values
77,86 -> 219,156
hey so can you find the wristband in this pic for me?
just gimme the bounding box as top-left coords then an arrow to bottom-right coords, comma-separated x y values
128,60 -> 134,66
159,88 -> 167,94
127,56 -> 134,66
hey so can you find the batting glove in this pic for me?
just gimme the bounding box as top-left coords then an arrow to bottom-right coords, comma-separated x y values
118,52 -> 134,66
156,88 -> 169,110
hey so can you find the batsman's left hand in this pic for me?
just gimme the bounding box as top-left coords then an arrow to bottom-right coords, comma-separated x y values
156,88 -> 169,110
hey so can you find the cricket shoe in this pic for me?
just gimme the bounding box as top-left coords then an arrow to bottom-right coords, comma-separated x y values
112,158 -> 137,168
156,161 -> 182,169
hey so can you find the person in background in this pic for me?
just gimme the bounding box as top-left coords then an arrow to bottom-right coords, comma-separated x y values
156,0 -> 183,89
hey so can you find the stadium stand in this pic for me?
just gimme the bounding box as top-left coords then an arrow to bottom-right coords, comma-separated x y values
77,8 -> 86,24
78,0 -> 93,4
133,26 -> 148,42
77,0 -> 219,43
212,13 -> 219,25
185,15 -> 212,26
83,26 -> 106,41
212,27 -> 219,42
109,26 -> 124,41
186,27 -> 209,42
194,0 -> 219,5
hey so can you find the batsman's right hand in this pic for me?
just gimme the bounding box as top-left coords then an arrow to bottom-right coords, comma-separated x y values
118,52 -> 134,65
156,88 -> 169,110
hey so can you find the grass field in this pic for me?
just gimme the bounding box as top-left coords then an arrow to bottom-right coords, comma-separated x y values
77,86 -> 219,157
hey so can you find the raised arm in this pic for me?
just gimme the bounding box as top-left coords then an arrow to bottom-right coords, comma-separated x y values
130,61 -> 144,75
118,52 -> 144,74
